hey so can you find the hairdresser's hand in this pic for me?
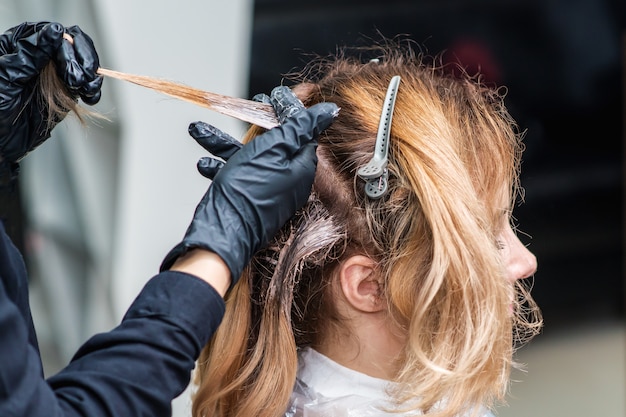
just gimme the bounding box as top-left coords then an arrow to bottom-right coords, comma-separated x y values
0,21 -> 103,168
189,86 -> 309,179
161,86 -> 338,287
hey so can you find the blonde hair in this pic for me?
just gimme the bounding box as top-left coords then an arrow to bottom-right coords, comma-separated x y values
38,63 -> 274,135
38,62 -> 100,132
192,42 -> 542,417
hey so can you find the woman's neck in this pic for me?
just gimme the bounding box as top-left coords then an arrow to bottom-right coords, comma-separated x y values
315,310 -> 406,380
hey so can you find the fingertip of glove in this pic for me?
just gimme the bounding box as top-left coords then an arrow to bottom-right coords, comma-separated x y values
188,121 -> 215,138
188,121 -> 206,137
196,157 -> 210,173
308,102 -> 340,128
46,22 -> 64,36
81,90 -> 101,105
252,93 -> 271,104
315,102 -> 340,117
270,85 -> 291,96
41,22 -> 64,41
64,25 -> 83,37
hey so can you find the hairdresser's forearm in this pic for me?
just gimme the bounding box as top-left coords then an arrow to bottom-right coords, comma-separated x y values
169,249 -> 231,296
43,270 -> 225,417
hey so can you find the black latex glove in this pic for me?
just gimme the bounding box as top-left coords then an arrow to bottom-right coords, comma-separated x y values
191,86 -> 307,179
160,86 -> 338,286
0,21 -> 103,166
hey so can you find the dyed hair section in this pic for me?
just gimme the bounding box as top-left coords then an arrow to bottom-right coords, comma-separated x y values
192,41 -> 542,417
96,68 -> 279,129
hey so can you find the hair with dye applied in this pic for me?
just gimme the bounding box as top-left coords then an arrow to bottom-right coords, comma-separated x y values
38,64 -> 278,132
96,68 -> 279,129
190,39 -> 541,417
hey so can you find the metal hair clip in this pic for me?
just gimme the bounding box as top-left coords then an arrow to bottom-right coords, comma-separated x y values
357,75 -> 401,199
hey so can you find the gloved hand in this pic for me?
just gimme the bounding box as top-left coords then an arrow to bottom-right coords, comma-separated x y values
160,86 -> 338,286
0,21 -> 103,166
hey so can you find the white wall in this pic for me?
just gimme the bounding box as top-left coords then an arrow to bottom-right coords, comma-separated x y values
93,0 -> 254,317
1,1 -> 253,416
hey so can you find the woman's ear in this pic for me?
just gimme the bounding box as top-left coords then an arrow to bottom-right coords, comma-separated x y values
339,255 -> 384,313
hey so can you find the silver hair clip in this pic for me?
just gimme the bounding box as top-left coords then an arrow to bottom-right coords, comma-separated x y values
357,75 -> 401,199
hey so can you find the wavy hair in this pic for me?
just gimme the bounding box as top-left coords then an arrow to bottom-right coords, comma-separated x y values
192,40 -> 541,417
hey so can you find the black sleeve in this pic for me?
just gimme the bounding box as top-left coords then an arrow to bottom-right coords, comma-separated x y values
0,219 -> 225,417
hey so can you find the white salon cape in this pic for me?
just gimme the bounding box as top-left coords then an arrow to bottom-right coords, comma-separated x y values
285,347 -> 496,417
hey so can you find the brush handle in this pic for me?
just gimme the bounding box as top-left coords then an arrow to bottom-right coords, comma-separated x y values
96,68 -> 279,129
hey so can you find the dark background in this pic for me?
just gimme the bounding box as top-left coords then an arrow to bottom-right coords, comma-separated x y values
247,0 -> 625,333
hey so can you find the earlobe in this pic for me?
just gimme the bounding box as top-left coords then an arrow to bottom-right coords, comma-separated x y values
339,255 -> 384,313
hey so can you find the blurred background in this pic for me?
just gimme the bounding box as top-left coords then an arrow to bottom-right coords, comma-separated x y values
0,0 -> 624,416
